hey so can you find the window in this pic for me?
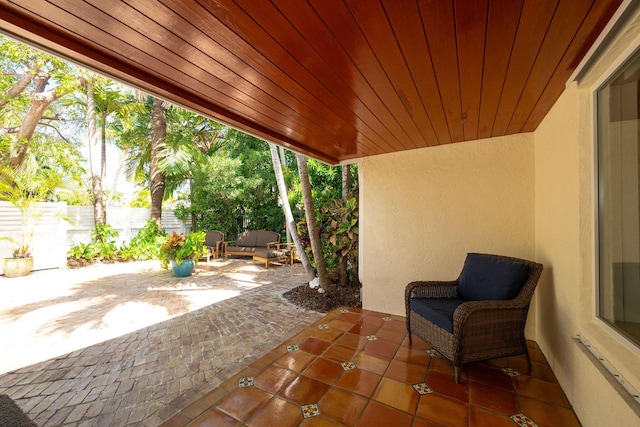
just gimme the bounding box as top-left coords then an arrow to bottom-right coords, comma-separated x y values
597,49 -> 640,347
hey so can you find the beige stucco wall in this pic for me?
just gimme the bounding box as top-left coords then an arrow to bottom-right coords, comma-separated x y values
359,8 -> 640,426
359,134 -> 535,319
533,7 -> 640,426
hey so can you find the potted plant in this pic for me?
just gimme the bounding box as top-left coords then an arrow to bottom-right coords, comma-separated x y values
159,231 -> 206,277
0,165 -> 54,277
0,237 -> 33,277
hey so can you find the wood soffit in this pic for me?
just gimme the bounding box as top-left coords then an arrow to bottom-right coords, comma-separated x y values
0,0 -> 624,164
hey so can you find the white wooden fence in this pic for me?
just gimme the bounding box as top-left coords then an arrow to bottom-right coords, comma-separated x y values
0,201 -> 189,273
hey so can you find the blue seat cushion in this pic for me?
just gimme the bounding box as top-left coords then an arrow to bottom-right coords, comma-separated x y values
458,253 -> 530,301
410,297 -> 467,333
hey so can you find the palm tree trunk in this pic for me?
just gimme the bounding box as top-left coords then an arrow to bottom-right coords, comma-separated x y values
296,153 -> 333,291
150,97 -> 166,228
342,164 -> 351,201
269,144 -> 313,278
85,76 -> 106,226
279,146 -> 292,244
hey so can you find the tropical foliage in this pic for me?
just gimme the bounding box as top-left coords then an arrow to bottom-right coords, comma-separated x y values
159,231 -> 205,269
1,35 -> 360,284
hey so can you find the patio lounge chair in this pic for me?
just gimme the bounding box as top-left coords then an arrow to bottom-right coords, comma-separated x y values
405,252 -> 543,383
204,230 -> 224,262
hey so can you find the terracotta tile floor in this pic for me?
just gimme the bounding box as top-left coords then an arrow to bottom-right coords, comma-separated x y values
160,308 -> 580,427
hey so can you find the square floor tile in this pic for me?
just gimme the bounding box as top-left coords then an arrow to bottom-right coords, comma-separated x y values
426,370 -> 468,402
298,337 -> 332,355
501,367 -> 521,377
216,386 -> 273,422
188,407 -> 241,427
318,387 -> 367,426
303,358 -> 344,384
301,403 -> 321,418
341,361 -> 357,371
412,383 -> 433,395
322,344 -> 359,362
246,397 -> 302,427
334,368 -> 381,398
279,375 -> 331,405
385,360 -> 427,384
375,328 -> 406,345
358,400 -> 412,427
311,328 -> 344,342
353,352 -> 390,375
238,376 -> 254,388
469,382 -> 519,415
519,396 -> 581,427
415,393 -> 468,426
394,346 -> 431,366
514,376 -> 570,407
511,413 -> 539,427
328,319 -> 354,331
336,333 -> 368,350
274,352 -> 316,373
364,340 -> 399,359
373,377 -> 420,413
253,365 -> 298,394
469,406 -> 519,427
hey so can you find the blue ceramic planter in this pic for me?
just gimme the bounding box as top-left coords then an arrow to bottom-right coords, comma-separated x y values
171,259 -> 195,277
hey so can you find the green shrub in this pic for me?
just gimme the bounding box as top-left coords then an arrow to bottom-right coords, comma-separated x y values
67,224 -> 119,261
119,220 -> 167,260
67,241 -> 98,260
91,224 -> 119,260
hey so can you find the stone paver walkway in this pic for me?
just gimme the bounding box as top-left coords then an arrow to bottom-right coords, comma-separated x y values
0,259 -> 323,426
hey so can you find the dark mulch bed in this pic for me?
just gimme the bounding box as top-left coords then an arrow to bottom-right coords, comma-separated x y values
283,283 -> 362,313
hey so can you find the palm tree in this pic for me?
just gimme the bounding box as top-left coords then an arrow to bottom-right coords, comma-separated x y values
269,144 -> 313,278
79,74 -> 130,226
296,153 -> 333,291
150,97 -> 166,226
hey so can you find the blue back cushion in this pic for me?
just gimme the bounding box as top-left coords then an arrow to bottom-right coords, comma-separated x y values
457,253 -> 530,301
410,298 -> 467,333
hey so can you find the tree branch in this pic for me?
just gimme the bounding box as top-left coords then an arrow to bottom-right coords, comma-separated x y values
0,126 -> 20,136
37,122 -> 74,145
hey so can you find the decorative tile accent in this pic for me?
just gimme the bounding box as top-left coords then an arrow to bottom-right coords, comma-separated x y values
301,403 -> 320,418
317,324 -> 329,330
341,361 -> 357,371
412,383 -> 433,395
425,349 -> 441,357
340,309 -> 350,313
238,376 -> 254,388
365,335 -> 379,341
510,413 -> 538,427
382,316 -> 393,321
501,367 -> 522,377
287,345 -> 299,352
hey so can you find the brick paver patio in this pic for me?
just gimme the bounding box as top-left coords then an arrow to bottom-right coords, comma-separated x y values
0,259 -> 324,426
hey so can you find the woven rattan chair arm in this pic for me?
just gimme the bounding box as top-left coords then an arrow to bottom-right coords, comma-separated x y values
405,281 -> 458,301
453,300 -> 525,331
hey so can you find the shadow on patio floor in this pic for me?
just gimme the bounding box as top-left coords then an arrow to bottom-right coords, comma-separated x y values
0,259 -> 323,426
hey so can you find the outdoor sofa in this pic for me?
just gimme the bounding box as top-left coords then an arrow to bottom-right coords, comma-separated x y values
223,230 -> 292,268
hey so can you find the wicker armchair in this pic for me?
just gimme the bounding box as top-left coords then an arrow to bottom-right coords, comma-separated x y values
405,253 -> 543,383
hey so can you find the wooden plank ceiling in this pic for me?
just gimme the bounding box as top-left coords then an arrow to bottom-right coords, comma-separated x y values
0,0 -> 623,164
